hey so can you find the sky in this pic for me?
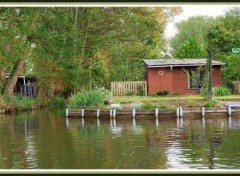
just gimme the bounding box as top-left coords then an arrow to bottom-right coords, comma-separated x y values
164,4 -> 240,39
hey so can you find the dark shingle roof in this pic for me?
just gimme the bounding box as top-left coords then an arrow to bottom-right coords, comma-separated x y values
143,59 -> 225,68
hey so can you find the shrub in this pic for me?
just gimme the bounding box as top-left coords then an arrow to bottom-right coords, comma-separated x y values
69,90 -> 105,109
158,104 -> 177,109
130,101 -> 143,109
125,91 -> 135,96
13,95 -> 36,110
141,102 -> 158,109
0,96 -> 7,109
202,100 -> 222,107
44,96 -> 67,107
157,89 -> 169,96
214,86 -> 231,96
150,92 -> 158,97
200,87 -> 208,97
136,85 -> 145,96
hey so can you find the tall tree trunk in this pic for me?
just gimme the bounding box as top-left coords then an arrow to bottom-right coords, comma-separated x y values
4,47 -> 30,96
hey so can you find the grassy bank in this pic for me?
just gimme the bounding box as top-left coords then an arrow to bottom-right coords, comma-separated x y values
112,94 -> 240,103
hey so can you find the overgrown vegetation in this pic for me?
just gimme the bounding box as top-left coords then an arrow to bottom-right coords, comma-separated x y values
69,90 -> 105,109
214,86 -> 231,96
13,95 -> 37,110
43,96 -> 67,107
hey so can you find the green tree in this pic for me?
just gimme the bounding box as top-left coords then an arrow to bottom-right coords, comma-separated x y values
170,15 -> 216,56
173,38 -> 207,58
207,7 -> 240,88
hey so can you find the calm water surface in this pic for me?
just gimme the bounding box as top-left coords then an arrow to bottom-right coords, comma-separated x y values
0,108 -> 240,170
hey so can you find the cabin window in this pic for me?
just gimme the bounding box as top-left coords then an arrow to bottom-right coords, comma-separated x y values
188,68 -> 205,89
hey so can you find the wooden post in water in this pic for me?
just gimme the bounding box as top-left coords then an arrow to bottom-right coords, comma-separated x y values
113,109 -> 116,118
176,108 -> 180,118
179,107 -> 183,117
81,117 -> 84,127
228,106 -> 232,116
155,108 -> 158,118
97,109 -> 100,118
66,109 -> 69,117
81,109 -> 84,117
110,109 -> 113,118
201,107 -> 205,117
132,109 -> 136,118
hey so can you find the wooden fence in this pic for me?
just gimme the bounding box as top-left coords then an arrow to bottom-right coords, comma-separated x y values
233,81 -> 240,93
111,81 -> 147,96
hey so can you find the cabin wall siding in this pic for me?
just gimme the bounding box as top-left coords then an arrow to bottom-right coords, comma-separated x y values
146,65 -> 222,95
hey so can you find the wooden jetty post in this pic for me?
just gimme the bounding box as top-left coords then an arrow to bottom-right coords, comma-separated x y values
201,107 -> 205,117
113,109 -> 116,118
97,109 -> 100,118
132,109 -> 136,118
228,106 -> 232,116
110,109 -> 113,118
66,109 -> 69,117
81,109 -> 84,117
155,108 -> 158,118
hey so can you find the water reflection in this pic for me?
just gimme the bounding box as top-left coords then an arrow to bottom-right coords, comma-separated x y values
2,110 -> 240,169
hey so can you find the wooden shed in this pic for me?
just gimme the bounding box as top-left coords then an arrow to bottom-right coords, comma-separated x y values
143,59 -> 225,95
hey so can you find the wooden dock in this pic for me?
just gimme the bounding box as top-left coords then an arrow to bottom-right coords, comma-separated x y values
66,106 -> 240,118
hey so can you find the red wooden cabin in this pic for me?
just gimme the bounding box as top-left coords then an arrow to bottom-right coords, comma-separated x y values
143,59 -> 225,95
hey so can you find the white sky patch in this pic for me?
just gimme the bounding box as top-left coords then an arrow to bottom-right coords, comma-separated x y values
164,4 -> 240,39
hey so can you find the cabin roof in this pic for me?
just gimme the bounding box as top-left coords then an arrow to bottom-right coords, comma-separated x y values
143,58 -> 225,68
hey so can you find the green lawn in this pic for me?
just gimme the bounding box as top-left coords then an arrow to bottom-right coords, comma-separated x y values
112,94 -> 240,103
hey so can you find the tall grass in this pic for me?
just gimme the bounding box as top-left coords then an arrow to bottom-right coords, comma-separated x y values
69,90 -> 105,109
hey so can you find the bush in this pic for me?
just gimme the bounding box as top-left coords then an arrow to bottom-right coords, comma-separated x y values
202,100 -> 222,107
13,95 -> 36,110
150,92 -> 158,97
44,96 -> 67,107
69,90 -> 105,109
125,91 -> 135,96
157,89 -> 169,96
141,102 -> 158,109
158,104 -> 177,109
136,85 -> 145,96
214,86 -> 231,96
130,101 -> 143,109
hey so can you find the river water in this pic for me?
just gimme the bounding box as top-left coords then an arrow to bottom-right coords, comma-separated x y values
1,108 -> 240,170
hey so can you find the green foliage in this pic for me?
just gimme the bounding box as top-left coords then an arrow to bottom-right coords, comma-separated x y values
69,90 -> 105,109
130,101 -> 143,109
137,84 -> 145,96
172,91 -> 181,96
13,95 -> 37,110
150,90 -> 169,96
125,91 -> 135,96
141,102 -> 158,109
201,100 -> 221,108
157,89 -> 169,96
150,92 -> 158,97
170,16 -> 216,55
158,104 -> 177,109
214,86 -> 231,96
44,96 -> 67,107
200,87 -> 208,97
207,7 -> 240,88
173,38 -> 207,59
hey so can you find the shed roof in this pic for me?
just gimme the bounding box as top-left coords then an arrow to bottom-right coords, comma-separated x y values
143,59 -> 225,68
